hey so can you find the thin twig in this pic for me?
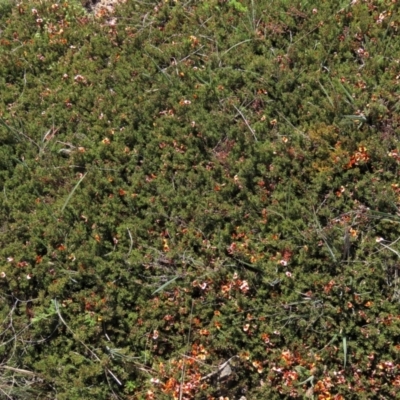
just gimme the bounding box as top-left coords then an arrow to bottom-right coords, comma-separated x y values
380,243 -> 400,258
127,228 -> 133,257
179,300 -> 194,400
53,300 -> 122,386
0,366 -> 37,377
233,105 -> 258,141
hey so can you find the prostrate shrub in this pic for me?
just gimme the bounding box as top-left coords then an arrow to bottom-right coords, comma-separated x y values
0,0 -> 400,398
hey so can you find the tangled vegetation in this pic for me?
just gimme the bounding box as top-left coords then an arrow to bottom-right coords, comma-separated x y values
1,0 -> 400,398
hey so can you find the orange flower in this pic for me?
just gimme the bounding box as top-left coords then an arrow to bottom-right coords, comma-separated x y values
162,239 -> 169,252
393,375 -> 400,386
281,350 -> 293,364
252,360 -> 264,373
349,228 -> 358,237
261,333 -> 270,344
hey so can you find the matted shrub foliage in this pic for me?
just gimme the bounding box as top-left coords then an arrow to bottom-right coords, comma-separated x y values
1,0 -> 400,398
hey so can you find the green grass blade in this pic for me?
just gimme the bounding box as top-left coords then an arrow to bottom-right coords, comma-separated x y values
0,118 -> 16,134
341,114 -> 367,122
152,275 -> 179,295
366,210 -> 400,222
336,80 -> 354,104
342,335 -> 347,368
222,39 -> 252,56
144,51 -> 172,83
317,334 -> 338,353
61,173 -> 87,213
312,210 -> 337,262
318,81 -> 334,108
296,375 -> 314,386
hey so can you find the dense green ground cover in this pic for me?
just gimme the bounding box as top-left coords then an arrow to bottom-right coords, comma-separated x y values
1,0 -> 400,398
